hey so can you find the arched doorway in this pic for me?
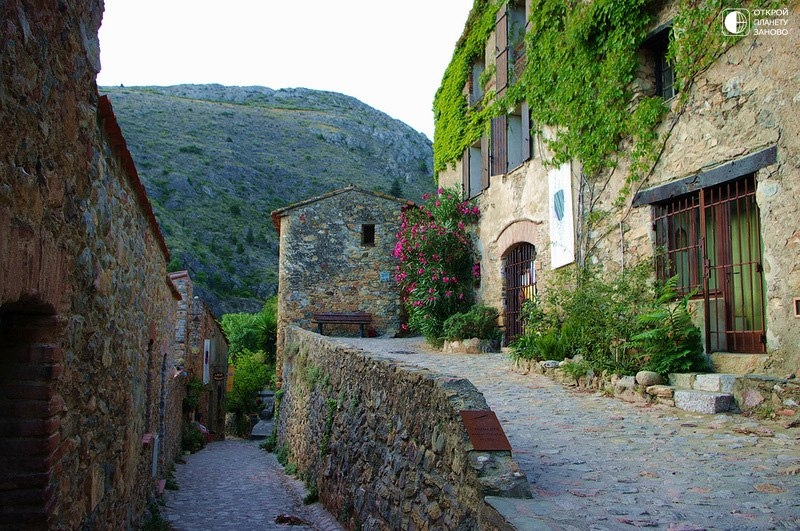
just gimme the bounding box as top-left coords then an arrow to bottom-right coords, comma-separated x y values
502,243 -> 536,345
0,302 -> 63,527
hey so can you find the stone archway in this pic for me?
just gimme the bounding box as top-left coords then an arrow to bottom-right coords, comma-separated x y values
494,220 -> 541,345
0,301 -> 64,528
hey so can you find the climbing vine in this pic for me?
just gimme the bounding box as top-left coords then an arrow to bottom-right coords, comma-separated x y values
432,0 -> 500,175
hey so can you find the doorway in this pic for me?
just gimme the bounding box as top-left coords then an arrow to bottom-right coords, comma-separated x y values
503,243 -> 536,345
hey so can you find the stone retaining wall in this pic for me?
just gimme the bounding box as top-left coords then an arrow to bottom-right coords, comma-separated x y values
277,327 -> 530,530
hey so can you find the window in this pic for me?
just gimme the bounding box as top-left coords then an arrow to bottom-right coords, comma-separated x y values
506,104 -> 532,170
643,24 -> 677,100
469,60 -> 485,106
361,224 -> 375,246
463,137 -> 488,199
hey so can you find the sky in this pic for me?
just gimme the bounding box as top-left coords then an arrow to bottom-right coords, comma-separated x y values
97,0 -> 476,140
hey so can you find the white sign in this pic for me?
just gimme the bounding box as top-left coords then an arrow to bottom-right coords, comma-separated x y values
548,163 -> 575,269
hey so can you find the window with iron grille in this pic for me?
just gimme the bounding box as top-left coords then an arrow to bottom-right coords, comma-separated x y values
652,174 -> 766,353
653,194 -> 702,295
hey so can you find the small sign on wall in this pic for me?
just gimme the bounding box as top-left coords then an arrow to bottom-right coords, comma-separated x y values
380,271 -> 390,282
459,410 -> 512,451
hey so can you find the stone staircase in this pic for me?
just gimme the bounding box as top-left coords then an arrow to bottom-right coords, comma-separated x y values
667,372 -> 736,414
643,352 -> 799,416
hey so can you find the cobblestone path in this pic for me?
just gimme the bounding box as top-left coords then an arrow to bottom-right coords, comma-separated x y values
161,438 -> 343,531
336,337 -> 800,531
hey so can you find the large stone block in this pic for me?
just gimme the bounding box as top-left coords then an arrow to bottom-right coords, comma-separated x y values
694,373 -> 737,393
674,390 -> 733,414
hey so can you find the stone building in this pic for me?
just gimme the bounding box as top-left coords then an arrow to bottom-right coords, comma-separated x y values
435,1 -> 799,376
0,1 -> 190,527
170,271 -> 229,436
271,186 -> 412,381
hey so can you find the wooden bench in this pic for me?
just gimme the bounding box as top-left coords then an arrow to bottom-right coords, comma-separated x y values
312,312 -> 372,337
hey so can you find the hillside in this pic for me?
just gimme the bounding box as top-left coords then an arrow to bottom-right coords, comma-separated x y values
101,84 -> 435,316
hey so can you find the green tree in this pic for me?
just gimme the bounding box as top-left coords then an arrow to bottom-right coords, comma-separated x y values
220,296 -> 278,364
227,348 -> 272,435
389,177 -> 403,197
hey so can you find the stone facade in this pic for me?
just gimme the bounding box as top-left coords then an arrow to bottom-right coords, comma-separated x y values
277,327 -> 529,530
170,272 -> 229,436
272,186 -> 412,383
437,2 -> 799,377
0,1 -> 187,527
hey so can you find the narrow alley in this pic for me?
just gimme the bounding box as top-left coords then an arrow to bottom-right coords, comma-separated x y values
161,438 -> 342,531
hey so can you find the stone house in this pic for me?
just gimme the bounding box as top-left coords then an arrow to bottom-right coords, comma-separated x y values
0,1 -> 201,526
271,186 -> 412,381
435,1 -> 799,377
170,271 -> 229,436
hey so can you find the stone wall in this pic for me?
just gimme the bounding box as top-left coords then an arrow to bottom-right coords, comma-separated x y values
170,271 -> 229,436
273,187 -> 411,383
277,327 -> 530,530
0,1 -> 186,526
438,2 -> 799,376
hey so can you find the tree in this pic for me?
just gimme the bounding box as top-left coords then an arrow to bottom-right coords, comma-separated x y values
389,177 -> 403,197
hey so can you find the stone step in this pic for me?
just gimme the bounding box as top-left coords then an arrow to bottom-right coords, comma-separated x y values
673,389 -> 733,414
668,372 -> 737,393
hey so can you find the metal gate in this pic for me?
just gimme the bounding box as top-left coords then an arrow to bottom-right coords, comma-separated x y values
503,243 -> 536,345
702,175 -> 766,353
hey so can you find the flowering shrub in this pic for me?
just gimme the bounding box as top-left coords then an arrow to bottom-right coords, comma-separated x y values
394,187 -> 480,345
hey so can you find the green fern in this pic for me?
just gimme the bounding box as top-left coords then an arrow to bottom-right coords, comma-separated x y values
630,276 -> 708,376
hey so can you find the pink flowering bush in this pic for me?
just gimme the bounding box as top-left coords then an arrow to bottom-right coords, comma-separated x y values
394,187 -> 481,345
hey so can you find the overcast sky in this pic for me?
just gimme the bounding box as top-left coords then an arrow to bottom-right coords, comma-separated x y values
97,0 -> 475,140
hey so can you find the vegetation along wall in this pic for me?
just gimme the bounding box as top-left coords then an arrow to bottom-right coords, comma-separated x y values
276,326 -> 530,530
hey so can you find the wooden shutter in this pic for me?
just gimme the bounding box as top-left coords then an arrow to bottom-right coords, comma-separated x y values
491,115 -> 508,176
462,148 -> 470,199
521,102 -> 531,161
481,135 -> 490,190
496,4 -> 509,97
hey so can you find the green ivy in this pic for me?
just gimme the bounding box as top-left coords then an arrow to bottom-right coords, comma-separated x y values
434,0 -> 656,180
432,0 -> 500,176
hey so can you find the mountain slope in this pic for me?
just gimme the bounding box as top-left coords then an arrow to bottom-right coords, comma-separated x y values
102,84 -> 435,316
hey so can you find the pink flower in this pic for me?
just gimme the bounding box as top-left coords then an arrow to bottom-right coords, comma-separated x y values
437,187 -> 443,195
422,192 -> 430,200
445,291 -> 453,297
458,293 -> 464,300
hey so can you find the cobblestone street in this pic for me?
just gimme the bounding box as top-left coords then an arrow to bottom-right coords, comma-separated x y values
339,338 -> 800,530
161,438 -> 343,531
164,338 -> 800,530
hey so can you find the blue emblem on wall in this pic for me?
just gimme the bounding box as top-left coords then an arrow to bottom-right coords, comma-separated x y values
553,189 -> 565,221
